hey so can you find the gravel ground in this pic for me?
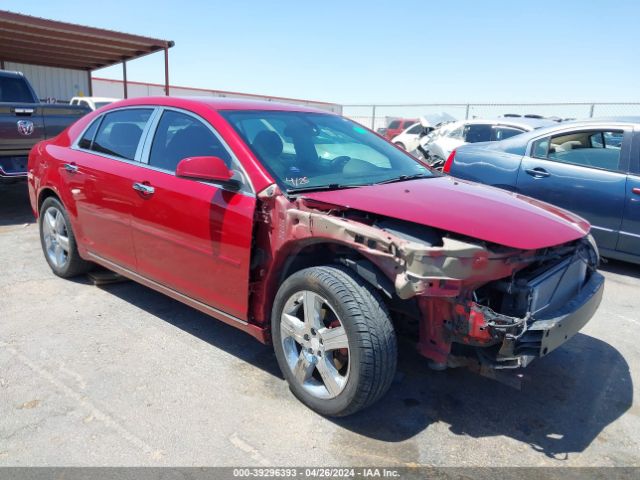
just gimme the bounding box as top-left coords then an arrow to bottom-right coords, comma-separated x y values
0,182 -> 638,467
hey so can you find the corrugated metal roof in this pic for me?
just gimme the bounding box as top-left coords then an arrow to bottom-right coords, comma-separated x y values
0,10 -> 173,71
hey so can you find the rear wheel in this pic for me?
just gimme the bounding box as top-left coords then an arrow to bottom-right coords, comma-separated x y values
272,266 -> 397,416
39,197 -> 92,278
394,142 -> 406,150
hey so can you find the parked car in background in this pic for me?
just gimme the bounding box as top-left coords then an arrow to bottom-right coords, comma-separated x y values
503,113 -> 547,120
28,97 -> 603,416
70,96 -> 118,111
445,118 -> 640,264
417,117 -> 555,168
0,70 -> 90,183
391,122 -> 424,150
384,118 -> 418,140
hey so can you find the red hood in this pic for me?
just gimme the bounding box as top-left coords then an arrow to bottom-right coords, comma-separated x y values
302,176 -> 590,250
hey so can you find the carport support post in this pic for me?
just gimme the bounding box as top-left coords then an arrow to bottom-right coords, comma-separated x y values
371,105 -> 376,130
87,71 -> 93,96
164,47 -> 170,96
589,104 -> 595,118
465,104 -> 470,120
122,60 -> 128,99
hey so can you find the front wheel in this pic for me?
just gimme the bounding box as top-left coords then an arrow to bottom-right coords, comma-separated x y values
272,266 -> 397,416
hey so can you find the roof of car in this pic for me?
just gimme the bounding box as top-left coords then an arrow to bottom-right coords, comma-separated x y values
0,69 -> 25,79
589,116 -> 640,124
104,96 -> 331,114
462,116 -> 640,154
465,117 -> 556,130
513,116 -> 640,140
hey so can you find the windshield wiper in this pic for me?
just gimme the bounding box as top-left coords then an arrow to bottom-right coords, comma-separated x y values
375,172 -> 433,185
286,183 -> 366,194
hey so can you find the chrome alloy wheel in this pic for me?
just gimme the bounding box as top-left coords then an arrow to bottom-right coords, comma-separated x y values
280,290 -> 350,399
42,206 -> 70,269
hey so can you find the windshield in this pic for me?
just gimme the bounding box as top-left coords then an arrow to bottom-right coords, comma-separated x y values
221,110 -> 433,192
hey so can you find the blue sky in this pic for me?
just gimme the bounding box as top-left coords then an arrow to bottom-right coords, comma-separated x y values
2,0 -> 637,104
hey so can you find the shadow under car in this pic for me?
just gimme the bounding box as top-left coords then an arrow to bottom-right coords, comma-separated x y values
98,278 -> 632,460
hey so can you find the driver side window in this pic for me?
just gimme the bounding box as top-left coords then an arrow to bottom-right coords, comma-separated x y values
148,110 -> 232,172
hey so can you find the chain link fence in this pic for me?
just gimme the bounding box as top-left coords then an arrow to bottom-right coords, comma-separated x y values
342,103 -> 640,131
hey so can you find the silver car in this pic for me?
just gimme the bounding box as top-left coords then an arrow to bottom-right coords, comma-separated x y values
418,117 -> 555,165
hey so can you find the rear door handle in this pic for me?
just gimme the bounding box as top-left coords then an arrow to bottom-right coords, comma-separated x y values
133,182 -> 155,195
632,187 -> 640,195
63,163 -> 78,173
525,168 -> 550,178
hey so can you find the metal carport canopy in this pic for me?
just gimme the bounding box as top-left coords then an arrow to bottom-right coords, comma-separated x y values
0,10 -> 174,96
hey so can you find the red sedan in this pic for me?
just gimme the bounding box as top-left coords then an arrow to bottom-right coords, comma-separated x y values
28,97 -> 604,416
384,118 -> 418,140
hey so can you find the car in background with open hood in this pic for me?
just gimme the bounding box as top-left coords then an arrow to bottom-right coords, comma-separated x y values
417,117 -> 555,167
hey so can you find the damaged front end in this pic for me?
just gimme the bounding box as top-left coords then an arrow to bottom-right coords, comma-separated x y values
376,214 -> 604,379
250,186 -> 604,384
454,238 -> 604,371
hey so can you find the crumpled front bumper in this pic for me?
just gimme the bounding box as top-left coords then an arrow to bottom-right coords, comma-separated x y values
494,270 -> 605,368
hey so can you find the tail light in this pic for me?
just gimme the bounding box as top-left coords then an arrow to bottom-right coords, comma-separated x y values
443,149 -> 456,173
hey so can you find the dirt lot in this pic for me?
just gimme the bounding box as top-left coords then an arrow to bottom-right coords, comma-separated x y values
0,182 -> 638,467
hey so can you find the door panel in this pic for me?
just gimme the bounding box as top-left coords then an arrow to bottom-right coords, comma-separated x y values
61,107 -> 154,269
617,175 -> 640,255
131,170 -> 255,319
61,149 -> 140,270
130,108 -> 255,319
516,157 -> 626,250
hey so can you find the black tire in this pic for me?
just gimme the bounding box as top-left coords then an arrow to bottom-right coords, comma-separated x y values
272,265 -> 397,416
39,197 -> 93,278
394,142 -> 406,150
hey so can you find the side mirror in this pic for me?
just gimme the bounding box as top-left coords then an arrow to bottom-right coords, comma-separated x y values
176,156 -> 241,190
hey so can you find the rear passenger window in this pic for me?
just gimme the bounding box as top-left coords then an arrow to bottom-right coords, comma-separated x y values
463,124 -> 492,143
388,120 -> 400,129
77,118 -> 100,150
148,110 -> 232,172
492,126 -> 524,141
91,109 -> 152,160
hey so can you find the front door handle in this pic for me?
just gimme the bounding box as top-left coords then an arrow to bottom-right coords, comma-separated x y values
132,182 -> 155,195
525,167 -> 550,178
63,163 -> 78,173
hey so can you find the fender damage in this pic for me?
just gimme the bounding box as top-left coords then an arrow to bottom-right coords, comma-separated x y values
249,185 -> 604,380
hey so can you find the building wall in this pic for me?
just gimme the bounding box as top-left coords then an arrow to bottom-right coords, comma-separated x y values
92,77 -> 342,114
4,62 -> 89,102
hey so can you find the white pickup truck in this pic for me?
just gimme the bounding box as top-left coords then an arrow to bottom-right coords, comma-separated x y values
69,96 -> 118,111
